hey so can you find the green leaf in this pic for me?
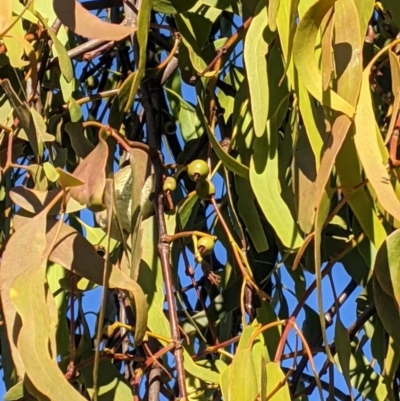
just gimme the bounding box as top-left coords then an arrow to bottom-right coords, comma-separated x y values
334,316 -> 352,397
36,12 -> 73,83
250,119 -> 303,249
265,362 -> 291,400
336,134 -> 387,250
153,0 -> 197,14
227,348 -> 258,401
0,79 -> 39,156
175,6 -> 221,74
244,0 -> 270,138
10,214 -> 87,400
65,122 -> 94,159
235,176 -> 268,252
381,0 -> 400,29
348,337 -> 388,401
374,229 -> 400,310
13,214 -> 148,346
293,123 -> 316,234
373,274 -> 400,350
80,360 -> 133,400
165,86 -> 204,142
137,216 -> 219,384
354,72 -> 400,224
293,0 -> 355,116
198,98 -> 249,178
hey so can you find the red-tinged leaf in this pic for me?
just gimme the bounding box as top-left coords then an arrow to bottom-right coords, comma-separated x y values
69,130 -> 108,211
354,73 -> 400,224
65,122 -> 94,159
53,0 -> 137,41
293,0 -> 355,117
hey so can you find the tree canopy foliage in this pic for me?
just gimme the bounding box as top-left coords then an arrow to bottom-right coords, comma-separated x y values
1,0 -> 400,400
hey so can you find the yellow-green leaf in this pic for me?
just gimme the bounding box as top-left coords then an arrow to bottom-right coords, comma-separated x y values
354,73 -> 400,224
244,0 -> 269,138
265,362 -> 291,400
227,348 -> 258,401
293,0 -> 355,116
250,120 -> 303,249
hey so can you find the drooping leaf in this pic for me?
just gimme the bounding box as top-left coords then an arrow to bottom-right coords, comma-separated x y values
0,79 -> 39,156
374,229 -> 400,310
244,0 -> 270,138
12,258 -> 87,400
198,98 -> 249,178
69,130 -> 108,211
265,362 -> 291,400
65,122 -> 94,159
53,0 -> 138,40
36,12 -> 73,83
334,316 -> 353,397
226,348 -> 258,401
250,119 -> 303,249
354,72 -> 400,224
235,176 -> 268,253
0,213 -> 48,380
373,275 -> 400,348
13,213 -> 148,345
293,0 -> 355,116
120,0 -> 152,112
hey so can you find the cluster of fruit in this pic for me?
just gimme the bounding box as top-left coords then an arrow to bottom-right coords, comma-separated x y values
163,159 -> 215,200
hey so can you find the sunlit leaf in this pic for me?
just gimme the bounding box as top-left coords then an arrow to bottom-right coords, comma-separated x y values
250,119 -> 303,249
293,0 -> 355,116
226,348 -> 258,401
354,73 -> 400,224
265,362 -> 291,400
244,0 -> 270,138
53,0 -> 138,40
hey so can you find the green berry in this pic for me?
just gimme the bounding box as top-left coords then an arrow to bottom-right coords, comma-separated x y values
163,176 -> 177,192
187,159 -> 209,182
195,179 -> 215,200
197,236 -> 215,255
